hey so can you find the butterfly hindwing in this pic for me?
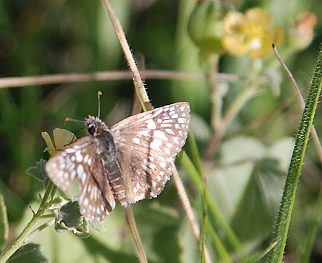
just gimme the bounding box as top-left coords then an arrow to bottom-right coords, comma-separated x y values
111,102 -> 190,203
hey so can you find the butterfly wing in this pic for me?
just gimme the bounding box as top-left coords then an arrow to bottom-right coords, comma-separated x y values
111,102 -> 190,203
45,136 -> 115,221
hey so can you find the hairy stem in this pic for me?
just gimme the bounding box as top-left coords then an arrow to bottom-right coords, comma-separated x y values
0,182 -> 55,263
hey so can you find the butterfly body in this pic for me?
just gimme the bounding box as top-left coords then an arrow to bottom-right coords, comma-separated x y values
46,102 -> 190,221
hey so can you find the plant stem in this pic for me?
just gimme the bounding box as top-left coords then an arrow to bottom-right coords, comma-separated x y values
206,82 -> 260,158
268,48 -> 322,262
0,182 -> 55,263
125,206 -> 148,263
172,164 -> 212,263
209,55 -> 221,131
102,0 -> 150,109
273,45 -> 322,164
200,175 -> 208,263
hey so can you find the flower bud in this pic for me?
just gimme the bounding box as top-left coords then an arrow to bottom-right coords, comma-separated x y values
287,12 -> 317,52
187,0 -> 223,54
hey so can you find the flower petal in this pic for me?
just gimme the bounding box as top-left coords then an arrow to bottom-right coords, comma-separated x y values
223,11 -> 248,36
222,36 -> 248,56
268,27 -> 284,47
53,128 -> 76,150
246,8 -> 272,29
41,132 -> 56,157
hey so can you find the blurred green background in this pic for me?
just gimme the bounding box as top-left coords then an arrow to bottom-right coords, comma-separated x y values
1,0 -> 322,262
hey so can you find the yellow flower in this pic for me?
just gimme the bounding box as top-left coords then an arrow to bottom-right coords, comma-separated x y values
42,128 -> 76,156
222,8 -> 284,59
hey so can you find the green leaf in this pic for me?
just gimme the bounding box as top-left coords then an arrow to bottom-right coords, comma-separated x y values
26,159 -> 48,182
180,221 -> 199,263
134,203 -> 182,263
0,194 -> 8,252
208,136 -> 293,246
88,220 -> 109,233
209,137 -> 266,220
58,201 -> 82,228
7,243 -> 48,263
53,201 -> 90,238
230,158 -> 285,242
241,241 -> 277,263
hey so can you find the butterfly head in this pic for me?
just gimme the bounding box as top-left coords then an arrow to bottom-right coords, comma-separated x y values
85,116 -> 108,137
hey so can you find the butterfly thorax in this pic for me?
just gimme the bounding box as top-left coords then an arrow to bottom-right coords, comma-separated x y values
85,116 -> 127,207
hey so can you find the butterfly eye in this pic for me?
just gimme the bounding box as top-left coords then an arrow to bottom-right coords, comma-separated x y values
88,124 -> 96,135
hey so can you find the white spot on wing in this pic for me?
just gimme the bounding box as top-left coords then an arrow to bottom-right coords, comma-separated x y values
147,119 -> 156,129
178,118 -> 186,123
150,138 -> 163,150
153,130 -> 168,141
75,150 -> 83,162
165,129 -> 175,135
83,154 -> 89,163
77,164 -> 86,185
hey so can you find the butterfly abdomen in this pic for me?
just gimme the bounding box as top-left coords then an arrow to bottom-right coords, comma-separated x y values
97,129 -> 127,207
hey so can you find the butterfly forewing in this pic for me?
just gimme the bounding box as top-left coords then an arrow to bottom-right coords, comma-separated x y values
45,137 -> 115,221
111,102 -> 190,203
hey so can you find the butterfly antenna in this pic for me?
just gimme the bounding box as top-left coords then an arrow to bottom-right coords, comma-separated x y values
98,91 -> 102,118
63,117 -> 83,125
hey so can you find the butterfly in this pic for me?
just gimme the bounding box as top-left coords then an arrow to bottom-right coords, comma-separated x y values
45,102 -> 190,221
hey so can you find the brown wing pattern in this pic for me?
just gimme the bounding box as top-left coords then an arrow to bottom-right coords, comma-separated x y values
111,102 -> 190,203
45,137 -> 115,221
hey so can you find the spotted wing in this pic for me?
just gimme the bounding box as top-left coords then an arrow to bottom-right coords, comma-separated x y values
111,102 -> 190,203
45,136 -> 115,221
